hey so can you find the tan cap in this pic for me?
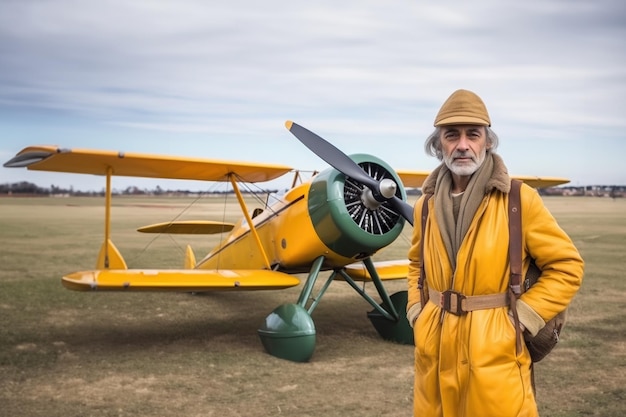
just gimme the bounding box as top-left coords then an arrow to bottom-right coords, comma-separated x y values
434,89 -> 491,127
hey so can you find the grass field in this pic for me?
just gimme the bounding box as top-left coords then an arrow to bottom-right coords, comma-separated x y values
0,195 -> 624,417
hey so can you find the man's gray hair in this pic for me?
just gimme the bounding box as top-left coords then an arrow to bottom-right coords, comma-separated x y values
424,126 -> 500,161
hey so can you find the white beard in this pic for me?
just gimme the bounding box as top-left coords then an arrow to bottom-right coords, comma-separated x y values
443,147 -> 487,177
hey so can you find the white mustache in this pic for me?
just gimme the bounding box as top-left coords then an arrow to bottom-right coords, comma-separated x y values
452,152 -> 476,162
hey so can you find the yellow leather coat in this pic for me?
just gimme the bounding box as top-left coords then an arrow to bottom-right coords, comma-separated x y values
407,166 -> 584,417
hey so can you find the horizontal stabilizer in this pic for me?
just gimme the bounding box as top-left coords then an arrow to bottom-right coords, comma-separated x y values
137,221 -> 235,234
62,269 -> 300,291
344,260 -> 409,281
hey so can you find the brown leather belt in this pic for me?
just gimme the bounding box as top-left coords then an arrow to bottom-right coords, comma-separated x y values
429,288 -> 510,316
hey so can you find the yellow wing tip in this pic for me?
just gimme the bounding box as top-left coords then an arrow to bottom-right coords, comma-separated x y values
284,120 -> 293,130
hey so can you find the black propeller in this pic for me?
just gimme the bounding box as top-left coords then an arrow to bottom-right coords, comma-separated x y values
285,120 -> 414,226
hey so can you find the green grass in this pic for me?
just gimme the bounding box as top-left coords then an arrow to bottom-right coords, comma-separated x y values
0,195 -> 624,417
532,198 -> 626,417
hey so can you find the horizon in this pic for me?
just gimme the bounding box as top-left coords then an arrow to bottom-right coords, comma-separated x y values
3,177 -> 625,194
1,1 -> 625,190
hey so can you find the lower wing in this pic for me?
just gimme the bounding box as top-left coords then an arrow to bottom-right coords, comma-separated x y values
344,260 -> 409,281
62,269 -> 300,291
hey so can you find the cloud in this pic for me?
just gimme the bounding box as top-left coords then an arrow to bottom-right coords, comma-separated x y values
1,0 -> 625,188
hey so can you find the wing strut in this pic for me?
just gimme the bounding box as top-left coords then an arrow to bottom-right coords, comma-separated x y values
96,167 -> 127,270
105,167 -> 112,249
228,174 -> 272,270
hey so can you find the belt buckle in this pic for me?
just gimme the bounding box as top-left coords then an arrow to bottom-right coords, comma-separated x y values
441,290 -> 466,316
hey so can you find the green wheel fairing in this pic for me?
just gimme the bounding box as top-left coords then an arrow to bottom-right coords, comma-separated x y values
307,154 -> 406,259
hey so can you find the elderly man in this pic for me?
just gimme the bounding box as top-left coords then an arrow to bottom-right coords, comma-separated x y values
406,89 -> 584,417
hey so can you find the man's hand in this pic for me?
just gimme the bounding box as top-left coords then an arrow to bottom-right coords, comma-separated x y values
407,303 -> 422,328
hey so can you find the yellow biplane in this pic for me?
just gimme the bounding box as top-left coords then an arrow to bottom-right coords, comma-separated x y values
3,121 -> 569,362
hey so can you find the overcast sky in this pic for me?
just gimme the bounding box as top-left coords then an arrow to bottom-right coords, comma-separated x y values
1,0 -> 625,192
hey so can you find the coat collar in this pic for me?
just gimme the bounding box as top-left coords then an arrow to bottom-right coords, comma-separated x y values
421,152 -> 510,195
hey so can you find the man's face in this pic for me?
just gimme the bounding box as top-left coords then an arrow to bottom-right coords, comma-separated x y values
440,125 -> 490,177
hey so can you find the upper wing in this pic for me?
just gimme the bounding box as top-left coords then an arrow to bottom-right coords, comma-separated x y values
511,175 -> 570,188
5,145 -> 568,188
396,170 -> 430,188
4,145 -> 293,183
397,170 -> 569,189
62,269 -> 300,291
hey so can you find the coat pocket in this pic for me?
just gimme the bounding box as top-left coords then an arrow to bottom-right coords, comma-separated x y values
413,303 -> 442,362
469,309 -> 522,367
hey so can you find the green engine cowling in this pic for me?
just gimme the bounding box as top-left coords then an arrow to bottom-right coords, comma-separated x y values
307,154 -> 407,259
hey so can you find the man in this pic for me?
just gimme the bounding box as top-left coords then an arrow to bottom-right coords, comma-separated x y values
406,89 -> 584,417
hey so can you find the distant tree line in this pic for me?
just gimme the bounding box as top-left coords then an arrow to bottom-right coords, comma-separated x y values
0,181 -> 67,195
541,185 -> 626,198
0,182 -> 280,196
1,181 -> 624,198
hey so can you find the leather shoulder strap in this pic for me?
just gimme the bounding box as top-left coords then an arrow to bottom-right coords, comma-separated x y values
508,179 -> 525,355
418,194 -> 433,305
508,179 -> 523,296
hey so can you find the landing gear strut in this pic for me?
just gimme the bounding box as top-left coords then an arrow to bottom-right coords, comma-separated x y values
258,256 -> 412,362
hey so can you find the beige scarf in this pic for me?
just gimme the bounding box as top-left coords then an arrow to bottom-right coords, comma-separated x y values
434,152 -> 495,270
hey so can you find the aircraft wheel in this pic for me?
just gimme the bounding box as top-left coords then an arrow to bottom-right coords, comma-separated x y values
258,303 -> 316,362
367,290 -> 414,345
